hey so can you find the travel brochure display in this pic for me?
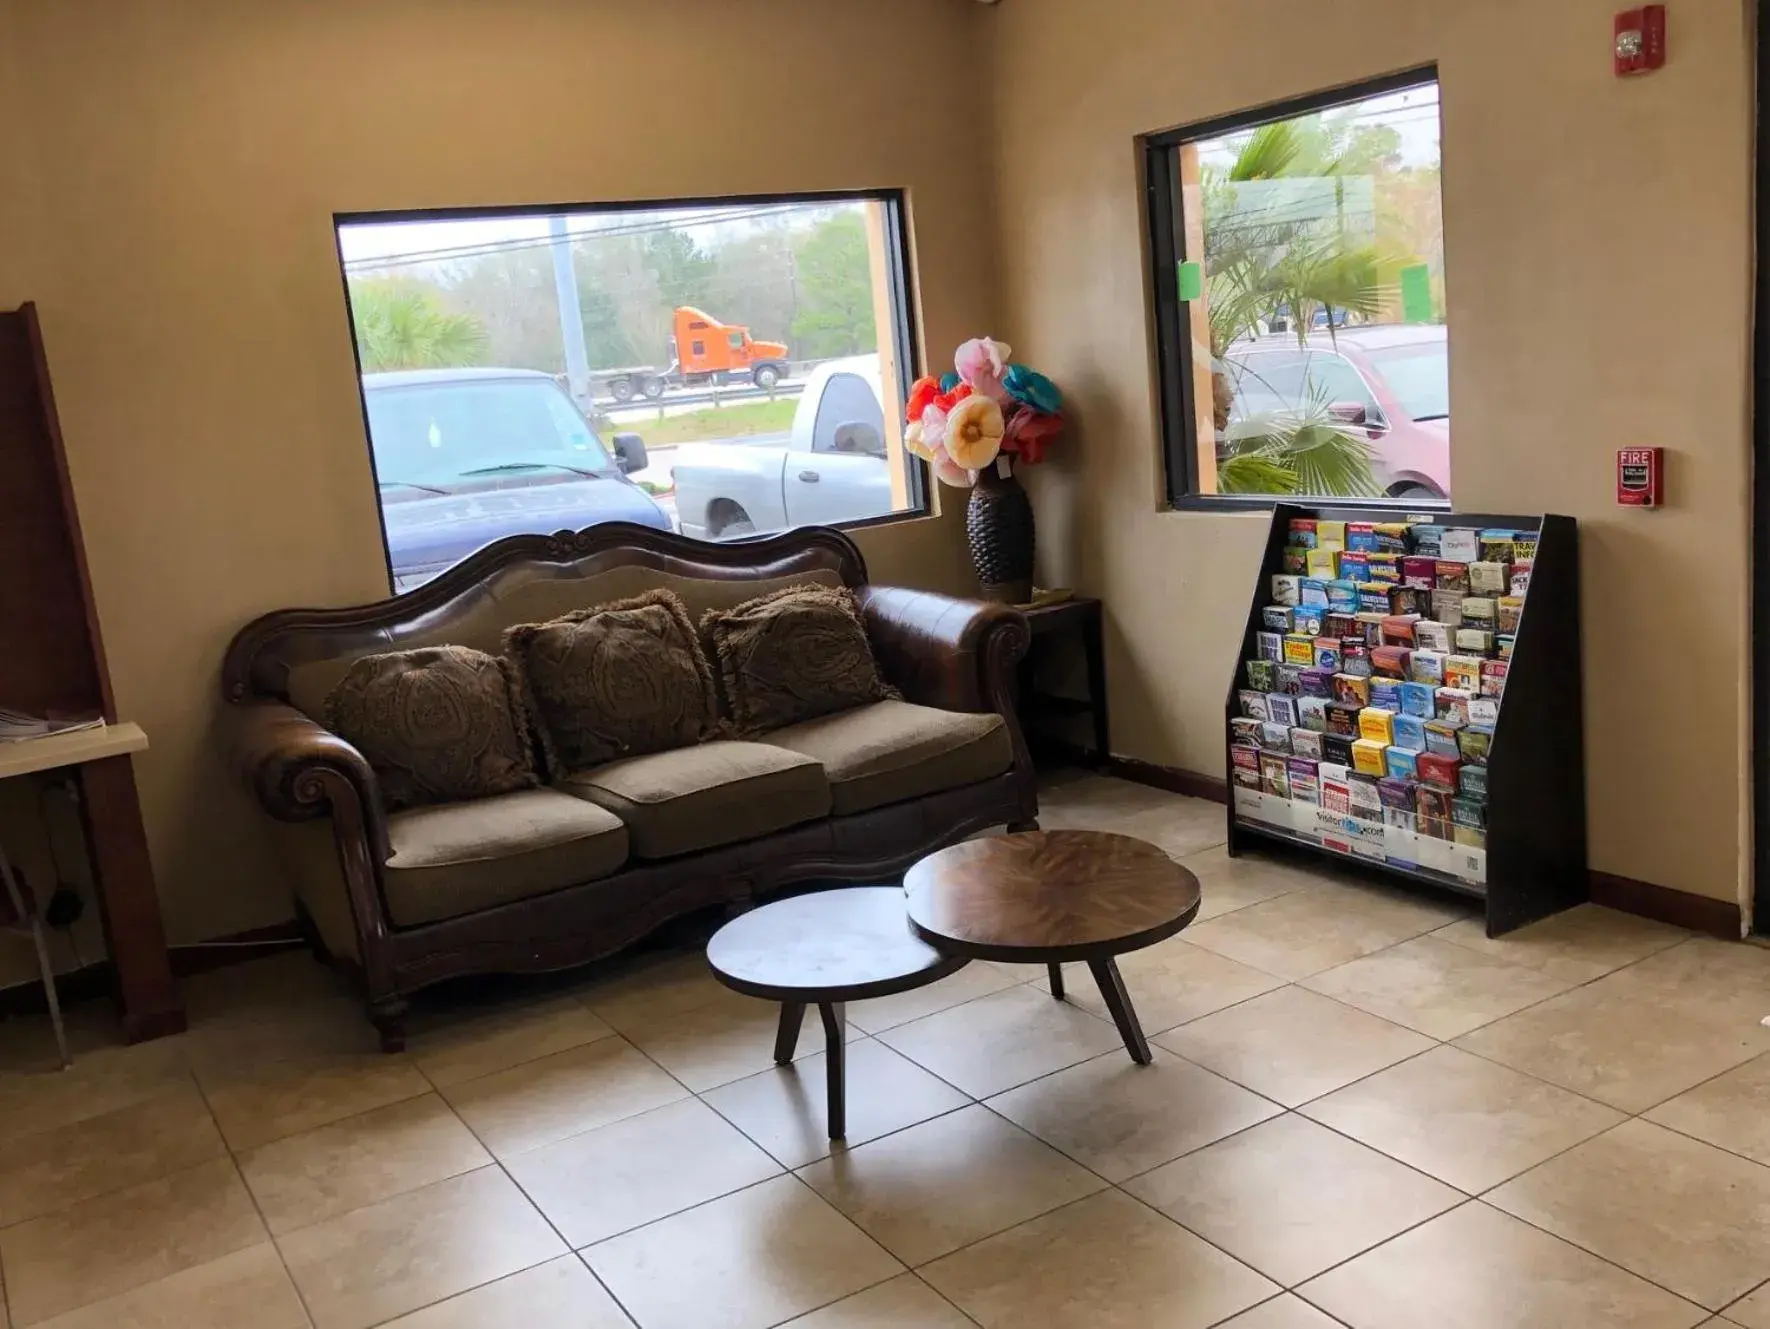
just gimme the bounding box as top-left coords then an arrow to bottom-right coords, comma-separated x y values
1222,505 -> 1587,936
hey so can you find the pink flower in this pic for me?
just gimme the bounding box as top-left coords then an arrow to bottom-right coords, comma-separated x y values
920,401 -> 950,453
955,337 -> 1011,401
930,444 -> 974,489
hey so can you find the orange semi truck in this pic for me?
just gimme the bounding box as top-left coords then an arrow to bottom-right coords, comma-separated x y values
595,306 -> 790,402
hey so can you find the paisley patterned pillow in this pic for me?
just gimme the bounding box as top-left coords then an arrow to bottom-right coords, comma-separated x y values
503,589 -> 722,775
701,585 -> 898,735
324,645 -> 538,809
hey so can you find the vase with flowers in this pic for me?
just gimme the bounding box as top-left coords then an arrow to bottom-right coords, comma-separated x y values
903,337 -> 1064,604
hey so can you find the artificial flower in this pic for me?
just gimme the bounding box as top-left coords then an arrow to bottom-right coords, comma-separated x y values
945,394 -> 1005,470
955,337 -> 1012,400
904,419 -> 934,462
1002,363 -> 1062,415
905,375 -> 941,424
920,401 -> 950,453
938,371 -> 961,393
1002,405 -> 1063,465
929,443 -> 973,489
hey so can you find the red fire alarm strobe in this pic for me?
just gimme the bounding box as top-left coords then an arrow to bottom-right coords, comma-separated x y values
1617,447 -> 1665,507
1615,5 -> 1667,76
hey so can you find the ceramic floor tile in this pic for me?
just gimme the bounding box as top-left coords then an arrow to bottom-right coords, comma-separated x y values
1431,903 -> 1690,984
618,988 -> 864,1093
579,950 -> 733,1035
277,1166 -> 565,1329
920,1189 -> 1276,1328
775,1274 -> 974,1327
1182,883 -> 1467,980
440,1038 -> 688,1158
1214,1294 -> 1349,1328
1647,1054 -> 1770,1167
29,1244 -> 309,1329
1103,798 -> 1234,859
0,1157 -> 267,1325
1127,1114 -> 1461,1286
1154,986 -> 1434,1108
408,995 -> 616,1088
845,963 -> 1026,1034
1034,937 -> 1286,1034
1301,1044 -> 1626,1193
0,1025 -> 194,1141
875,984 -> 1123,1098
507,1097 -> 781,1247
1298,1201 -> 1709,1329
796,1104 -> 1103,1266
700,1038 -> 969,1169
238,1092 -> 491,1235
1178,846 -> 1326,922
1607,939 -> 1770,1027
986,1048 -> 1280,1182
0,1079 -> 225,1227
1301,935 -> 1577,1040
1455,978 -> 1770,1114
378,1255 -> 634,1328
1487,1119 -> 1770,1310
1724,1282 -> 1770,1329
197,1051 -> 432,1151
583,1174 -> 902,1329
1036,774 -> 1191,829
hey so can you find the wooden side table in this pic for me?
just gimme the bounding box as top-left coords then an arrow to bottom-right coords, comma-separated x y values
1017,595 -> 1109,766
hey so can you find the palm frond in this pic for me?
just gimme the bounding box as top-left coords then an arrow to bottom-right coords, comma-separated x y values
1216,452 -> 1299,494
1222,394 -> 1382,499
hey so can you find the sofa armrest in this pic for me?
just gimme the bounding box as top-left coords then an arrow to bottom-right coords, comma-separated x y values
858,586 -> 1030,716
231,700 -> 392,865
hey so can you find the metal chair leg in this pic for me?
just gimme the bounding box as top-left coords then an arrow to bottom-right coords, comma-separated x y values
0,841 -> 69,1069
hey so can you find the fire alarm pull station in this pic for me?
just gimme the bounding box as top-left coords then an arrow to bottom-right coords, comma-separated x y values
1617,447 -> 1665,507
1615,5 -> 1667,76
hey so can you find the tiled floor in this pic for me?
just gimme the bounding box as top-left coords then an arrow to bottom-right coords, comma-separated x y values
2,770 -> 1769,1327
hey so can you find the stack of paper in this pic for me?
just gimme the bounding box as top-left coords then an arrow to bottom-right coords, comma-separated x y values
0,707 -> 105,743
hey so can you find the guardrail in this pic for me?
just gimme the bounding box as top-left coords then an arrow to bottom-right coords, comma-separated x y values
597,381 -> 807,416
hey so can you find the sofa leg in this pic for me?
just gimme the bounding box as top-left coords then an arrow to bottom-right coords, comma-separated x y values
1007,817 -> 1040,834
369,996 -> 409,1054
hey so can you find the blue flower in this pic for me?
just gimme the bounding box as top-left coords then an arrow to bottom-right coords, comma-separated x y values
1003,364 -> 1062,414
938,371 -> 962,393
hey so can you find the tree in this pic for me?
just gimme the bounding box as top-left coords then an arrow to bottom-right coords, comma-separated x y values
643,229 -> 720,313
791,212 -> 876,360
349,277 -> 487,371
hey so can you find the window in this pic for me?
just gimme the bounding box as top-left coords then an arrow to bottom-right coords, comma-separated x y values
1145,69 -> 1450,505
337,191 -> 923,591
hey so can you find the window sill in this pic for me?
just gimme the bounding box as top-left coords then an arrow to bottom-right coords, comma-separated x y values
1165,492 -> 1453,518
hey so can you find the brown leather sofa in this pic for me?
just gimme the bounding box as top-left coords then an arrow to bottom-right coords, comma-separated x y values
222,523 -> 1038,1050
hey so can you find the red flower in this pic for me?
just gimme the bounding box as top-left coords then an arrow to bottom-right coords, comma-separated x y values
930,382 -> 973,416
1002,406 -> 1063,465
905,375 -> 941,423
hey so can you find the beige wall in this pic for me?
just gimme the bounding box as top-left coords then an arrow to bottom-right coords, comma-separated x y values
991,0 -> 1754,905
0,0 -> 989,966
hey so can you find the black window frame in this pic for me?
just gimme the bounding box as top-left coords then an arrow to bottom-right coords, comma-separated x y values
1143,64 -> 1447,513
333,187 -> 928,594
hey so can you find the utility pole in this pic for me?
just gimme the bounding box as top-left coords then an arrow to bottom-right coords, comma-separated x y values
549,215 -> 591,405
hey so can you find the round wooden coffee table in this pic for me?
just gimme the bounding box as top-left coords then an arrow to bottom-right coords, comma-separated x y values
706,886 -> 967,1139
904,830 -> 1201,1064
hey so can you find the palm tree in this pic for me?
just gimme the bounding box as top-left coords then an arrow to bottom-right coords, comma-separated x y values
348,278 -> 488,372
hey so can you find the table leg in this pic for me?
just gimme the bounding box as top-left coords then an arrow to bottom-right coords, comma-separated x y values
1082,608 -> 1110,766
75,756 -> 184,1042
774,1001 -> 806,1064
819,1002 -> 847,1139
1088,957 -> 1151,1065
1047,962 -> 1065,1000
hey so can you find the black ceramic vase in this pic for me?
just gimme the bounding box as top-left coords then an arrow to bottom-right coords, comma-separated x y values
966,461 -> 1034,604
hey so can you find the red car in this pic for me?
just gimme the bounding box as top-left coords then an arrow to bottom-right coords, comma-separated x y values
1220,324 -> 1450,499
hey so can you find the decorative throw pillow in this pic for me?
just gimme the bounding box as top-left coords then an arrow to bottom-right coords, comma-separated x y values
324,645 -> 537,809
701,585 -> 898,735
503,589 -> 721,774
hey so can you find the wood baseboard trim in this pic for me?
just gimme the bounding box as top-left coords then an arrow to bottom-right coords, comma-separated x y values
1589,870 -> 1742,939
1033,740 -> 1229,805
0,919 -> 304,1018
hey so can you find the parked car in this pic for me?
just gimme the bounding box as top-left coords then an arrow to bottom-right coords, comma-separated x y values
362,368 -> 670,589
1219,324 -> 1450,498
672,355 -> 892,539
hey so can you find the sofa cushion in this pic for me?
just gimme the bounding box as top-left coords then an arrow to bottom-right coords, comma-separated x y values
761,700 -> 1014,815
701,585 -> 897,735
559,741 -> 830,859
324,645 -> 537,809
383,788 -> 628,926
504,589 -> 721,775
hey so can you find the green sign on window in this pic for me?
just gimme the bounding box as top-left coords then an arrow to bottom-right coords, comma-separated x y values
1177,261 -> 1203,302
1399,263 -> 1434,322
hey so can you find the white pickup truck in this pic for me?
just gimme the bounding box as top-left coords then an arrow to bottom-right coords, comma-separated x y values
671,355 -> 893,539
